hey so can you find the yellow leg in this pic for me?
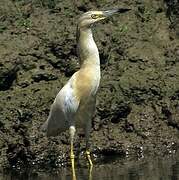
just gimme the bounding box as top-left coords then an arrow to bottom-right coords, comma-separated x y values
86,150 -> 93,167
69,126 -> 76,180
86,150 -> 93,180
70,143 -> 76,180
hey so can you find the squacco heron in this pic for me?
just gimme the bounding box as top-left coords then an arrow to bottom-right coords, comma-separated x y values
42,8 -> 130,179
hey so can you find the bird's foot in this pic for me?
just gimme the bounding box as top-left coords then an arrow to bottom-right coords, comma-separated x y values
70,153 -> 76,180
86,150 -> 93,180
86,150 -> 93,167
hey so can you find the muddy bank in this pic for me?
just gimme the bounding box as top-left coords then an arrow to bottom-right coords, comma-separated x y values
0,0 -> 179,172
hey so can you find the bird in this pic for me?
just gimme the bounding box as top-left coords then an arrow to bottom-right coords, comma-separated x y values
42,8 -> 130,179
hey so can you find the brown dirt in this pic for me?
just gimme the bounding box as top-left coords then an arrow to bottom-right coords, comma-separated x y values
0,0 -> 179,173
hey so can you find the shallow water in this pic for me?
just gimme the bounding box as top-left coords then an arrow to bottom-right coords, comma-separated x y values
1,152 -> 179,180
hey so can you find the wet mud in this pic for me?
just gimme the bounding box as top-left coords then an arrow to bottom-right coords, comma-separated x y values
0,0 -> 179,172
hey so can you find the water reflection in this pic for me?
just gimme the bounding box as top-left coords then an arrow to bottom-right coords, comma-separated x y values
92,154 -> 179,180
2,152 -> 179,180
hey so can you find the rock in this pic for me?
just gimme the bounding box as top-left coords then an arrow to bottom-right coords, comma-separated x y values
0,65 -> 19,91
31,71 -> 58,82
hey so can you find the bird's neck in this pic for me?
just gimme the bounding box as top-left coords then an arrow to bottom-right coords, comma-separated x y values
77,27 -> 100,68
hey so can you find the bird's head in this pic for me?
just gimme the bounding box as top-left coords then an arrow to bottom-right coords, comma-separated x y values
78,8 -> 131,29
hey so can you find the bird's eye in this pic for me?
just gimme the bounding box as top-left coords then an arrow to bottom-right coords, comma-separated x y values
91,14 -> 100,19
